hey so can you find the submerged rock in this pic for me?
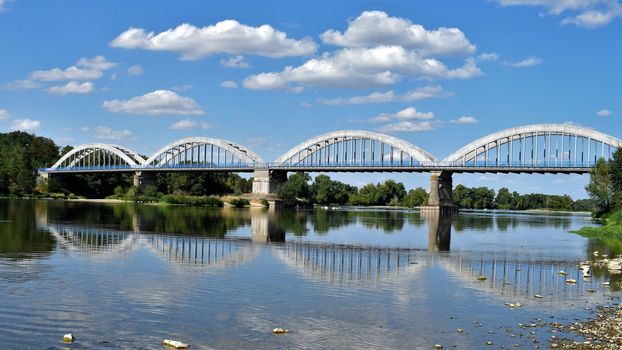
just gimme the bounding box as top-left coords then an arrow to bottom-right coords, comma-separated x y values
63,334 -> 74,343
477,275 -> 487,281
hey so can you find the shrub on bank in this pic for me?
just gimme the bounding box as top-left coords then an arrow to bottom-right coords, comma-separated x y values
228,198 -> 250,208
160,194 -> 223,207
574,208 -> 622,238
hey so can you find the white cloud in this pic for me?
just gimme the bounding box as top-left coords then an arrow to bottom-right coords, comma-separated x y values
30,66 -> 103,82
320,11 -> 475,56
77,56 -> 118,70
127,65 -> 143,76
46,81 -> 94,95
317,85 -> 450,105
2,79 -> 42,90
300,102 -> 312,108
478,52 -> 499,61
29,56 -> 116,82
221,80 -> 238,89
497,0 -> 622,28
110,21 -> 317,60
220,55 -> 250,68
244,46 -> 481,90
378,120 -> 441,133
0,109 -> 10,120
505,56 -> 542,68
596,109 -> 612,116
87,126 -> 134,140
102,90 -> 205,116
10,118 -> 40,131
169,119 -> 211,130
452,116 -> 479,124
370,107 -> 435,123
0,0 -> 9,12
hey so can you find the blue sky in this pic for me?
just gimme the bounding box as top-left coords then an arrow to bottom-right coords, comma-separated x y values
1,0 -> 621,198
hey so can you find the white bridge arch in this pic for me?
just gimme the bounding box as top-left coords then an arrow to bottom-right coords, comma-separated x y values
275,130 -> 438,167
144,136 -> 264,168
50,143 -> 146,170
444,124 -> 622,167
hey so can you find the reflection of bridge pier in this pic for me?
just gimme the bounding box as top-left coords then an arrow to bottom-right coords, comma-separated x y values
422,210 -> 452,251
250,208 -> 285,243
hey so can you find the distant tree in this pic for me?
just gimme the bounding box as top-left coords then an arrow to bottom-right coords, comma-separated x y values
277,172 -> 310,201
402,187 -> 428,207
495,187 -> 512,209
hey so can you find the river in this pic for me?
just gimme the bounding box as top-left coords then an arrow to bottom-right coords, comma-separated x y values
0,199 -> 620,349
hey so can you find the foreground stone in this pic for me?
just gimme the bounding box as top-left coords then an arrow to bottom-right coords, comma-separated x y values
556,304 -> 622,349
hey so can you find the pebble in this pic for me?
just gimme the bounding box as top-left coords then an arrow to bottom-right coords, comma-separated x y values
63,334 -> 74,343
456,328 -> 464,333
433,344 -> 443,349
486,341 -> 493,346
566,278 -> 577,284
534,294 -> 544,299
477,275 -> 487,281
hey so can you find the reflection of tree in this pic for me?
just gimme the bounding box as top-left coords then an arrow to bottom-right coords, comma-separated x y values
275,209 -> 309,236
136,206 -> 251,237
453,211 -> 573,232
0,200 -> 55,258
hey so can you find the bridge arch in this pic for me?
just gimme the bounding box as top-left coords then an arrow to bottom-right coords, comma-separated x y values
144,137 -> 264,168
275,130 -> 437,166
50,143 -> 146,170
443,124 -> 622,166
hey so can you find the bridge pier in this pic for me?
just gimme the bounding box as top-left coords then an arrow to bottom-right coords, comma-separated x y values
421,170 -> 457,214
133,171 -> 157,192
252,169 -> 287,195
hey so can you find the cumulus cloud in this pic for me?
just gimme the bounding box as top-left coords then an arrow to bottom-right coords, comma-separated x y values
378,120 -> 441,133
321,11 -> 475,56
220,55 -> 250,68
30,56 -> 116,81
497,0 -> 622,28
83,126 -> 134,140
127,65 -> 143,76
0,109 -> 10,120
10,118 -> 40,131
317,85 -> 450,105
46,81 -> 94,95
452,116 -> 479,124
221,80 -> 238,89
505,56 -> 542,68
370,107 -> 435,123
110,21 -> 317,60
2,80 -> 42,90
169,119 -> 211,130
102,90 -> 205,115
244,46 -> 481,90
77,56 -> 118,70
597,109 -> 612,116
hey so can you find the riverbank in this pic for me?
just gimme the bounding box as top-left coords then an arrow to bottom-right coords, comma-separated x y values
574,209 -> 622,238
556,304 -> 622,349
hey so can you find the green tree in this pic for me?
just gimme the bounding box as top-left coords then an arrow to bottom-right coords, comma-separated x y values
402,187 -> 428,207
495,187 -> 512,209
277,172 -> 310,201
585,158 -> 614,214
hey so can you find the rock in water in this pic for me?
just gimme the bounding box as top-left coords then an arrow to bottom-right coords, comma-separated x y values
477,275 -> 487,281
272,328 -> 290,335
161,339 -> 190,349
63,334 -> 74,343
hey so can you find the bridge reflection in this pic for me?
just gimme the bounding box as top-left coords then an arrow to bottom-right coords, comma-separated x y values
31,202 -> 619,308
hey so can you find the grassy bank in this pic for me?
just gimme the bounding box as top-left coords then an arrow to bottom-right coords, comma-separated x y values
574,208 -> 622,238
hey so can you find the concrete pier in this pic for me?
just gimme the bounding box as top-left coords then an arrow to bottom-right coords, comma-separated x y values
421,170 -> 457,214
133,171 -> 157,191
252,169 -> 287,195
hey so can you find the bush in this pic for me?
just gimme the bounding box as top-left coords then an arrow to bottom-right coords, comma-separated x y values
260,198 -> 270,207
160,194 -> 223,207
228,198 -> 250,208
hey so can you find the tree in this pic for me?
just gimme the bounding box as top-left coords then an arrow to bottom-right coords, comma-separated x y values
585,158 -> 614,214
402,187 -> 428,207
277,172 -> 310,201
495,187 -> 512,209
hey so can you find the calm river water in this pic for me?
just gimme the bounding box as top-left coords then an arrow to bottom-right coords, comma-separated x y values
0,199 -> 621,349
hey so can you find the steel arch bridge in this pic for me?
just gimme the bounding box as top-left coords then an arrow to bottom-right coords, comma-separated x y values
39,124 -> 622,195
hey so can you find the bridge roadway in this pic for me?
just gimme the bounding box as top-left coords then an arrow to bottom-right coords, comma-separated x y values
38,124 -> 622,209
